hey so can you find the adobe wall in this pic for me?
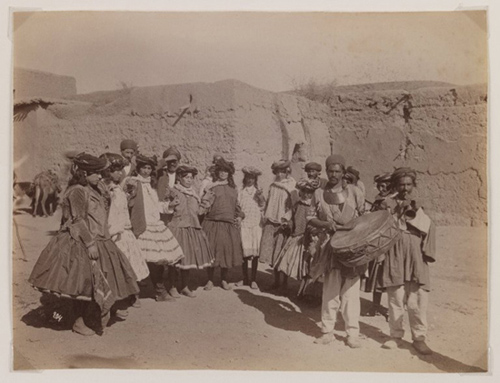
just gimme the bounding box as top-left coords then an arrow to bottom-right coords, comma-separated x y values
13,79 -> 487,226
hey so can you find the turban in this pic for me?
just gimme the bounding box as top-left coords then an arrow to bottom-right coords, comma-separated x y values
176,165 -> 198,177
296,178 -> 320,192
325,154 -> 346,169
374,172 -> 392,184
162,146 -> 182,161
135,154 -> 158,169
391,167 -> 417,183
271,159 -> 291,172
73,153 -> 109,173
305,162 -> 322,172
242,166 -> 262,176
120,139 -> 138,151
214,158 -> 235,175
100,152 -> 125,171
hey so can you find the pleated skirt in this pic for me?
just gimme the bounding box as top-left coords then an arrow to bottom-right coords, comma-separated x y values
274,235 -> 307,280
136,223 -> 184,265
202,220 -> 244,268
170,227 -> 215,270
259,222 -> 288,267
29,232 -> 139,301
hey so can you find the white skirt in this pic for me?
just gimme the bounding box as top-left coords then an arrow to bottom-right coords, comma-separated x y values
114,229 -> 150,281
241,225 -> 262,258
136,222 -> 184,265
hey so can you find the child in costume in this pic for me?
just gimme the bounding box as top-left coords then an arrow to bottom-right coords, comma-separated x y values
127,154 -> 184,302
237,166 -> 266,289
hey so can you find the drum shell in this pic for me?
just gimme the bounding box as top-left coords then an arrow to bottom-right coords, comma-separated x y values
330,211 -> 402,268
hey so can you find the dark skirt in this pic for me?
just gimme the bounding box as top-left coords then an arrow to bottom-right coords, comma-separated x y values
29,232 -> 139,301
202,220 -> 244,268
170,227 -> 215,270
259,221 -> 288,267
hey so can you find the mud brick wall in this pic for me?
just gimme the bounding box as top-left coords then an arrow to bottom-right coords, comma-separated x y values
13,72 -> 487,226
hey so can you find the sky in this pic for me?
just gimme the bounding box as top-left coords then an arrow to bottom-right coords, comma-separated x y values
12,11 -> 487,94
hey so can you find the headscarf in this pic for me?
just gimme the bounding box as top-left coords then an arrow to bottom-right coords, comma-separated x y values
120,139 -> 138,151
271,159 -> 291,172
374,172 -> 392,184
305,162 -> 322,172
135,154 -> 158,169
214,158 -> 235,175
73,153 -> 109,173
176,165 -> 198,177
242,166 -> 262,176
325,154 -> 346,169
391,167 -> 417,184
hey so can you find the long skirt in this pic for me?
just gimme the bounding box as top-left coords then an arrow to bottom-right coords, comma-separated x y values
136,222 -> 184,265
259,221 -> 288,267
274,235 -> 307,280
202,220 -> 244,268
114,229 -> 150,281
29,232 -> 139,302
170,227 -> 215,270
241,225 -> 262,258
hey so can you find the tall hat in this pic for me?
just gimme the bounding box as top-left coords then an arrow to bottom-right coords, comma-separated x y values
120,139 -> 138,151
325,154 -> 346,168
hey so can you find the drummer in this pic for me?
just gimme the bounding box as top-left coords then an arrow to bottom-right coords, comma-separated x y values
307,154 -> 366,349
380,167 -> 436,355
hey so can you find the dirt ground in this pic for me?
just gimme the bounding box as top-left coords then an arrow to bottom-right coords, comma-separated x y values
11,207 -> 488,373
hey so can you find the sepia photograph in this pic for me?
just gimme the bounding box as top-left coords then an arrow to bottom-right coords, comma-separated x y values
9,8 -> 490,374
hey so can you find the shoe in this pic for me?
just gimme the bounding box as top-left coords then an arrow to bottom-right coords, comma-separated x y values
346,336 -> 362,349
413,340 -> 433,355
180,287 -> 196,298
203,281 -> 214,291
382,338 -> 403,350
72,317 -> 95,336
314,332 -> 335,345
113,309 -> 128,320
250,281 -> 259,290
221,281 -> 233,291
156,291 -> 176,302
132,298 -> 141,308
169,287 -> 181,299
235,280 -> 246,287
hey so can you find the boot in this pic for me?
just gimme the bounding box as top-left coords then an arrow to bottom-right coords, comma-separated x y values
72,317 -> 95,336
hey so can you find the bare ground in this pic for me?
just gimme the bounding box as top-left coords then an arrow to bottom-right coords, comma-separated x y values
11,208 -> 488,372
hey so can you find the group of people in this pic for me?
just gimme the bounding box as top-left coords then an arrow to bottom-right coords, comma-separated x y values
27,138 -> 436,356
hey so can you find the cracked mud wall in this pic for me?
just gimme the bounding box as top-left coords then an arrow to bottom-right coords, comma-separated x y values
13,76 -> 486,226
